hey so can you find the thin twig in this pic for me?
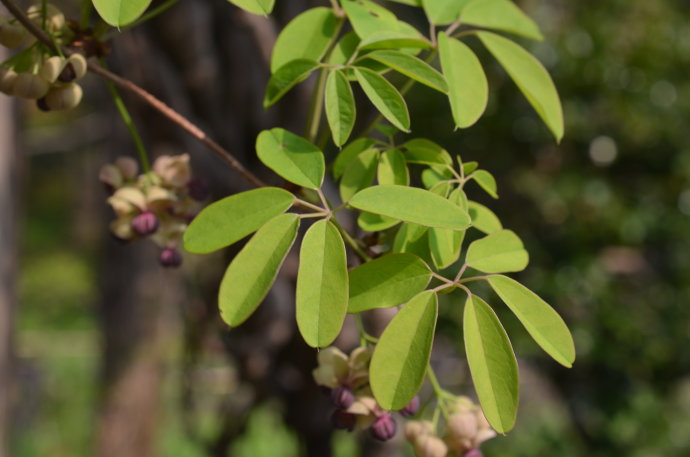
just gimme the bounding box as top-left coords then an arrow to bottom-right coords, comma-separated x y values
0,0 -> 266,189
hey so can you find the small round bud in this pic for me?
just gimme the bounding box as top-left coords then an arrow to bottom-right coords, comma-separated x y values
463,450 -> 483,457
13,73 -> 49,99
187,178 -> 210,201
131,211 -> 159,236
400,396 -> 420,417
44,82 -> 82,110
330,387 -> 355,410
40,56 -> 64,83
0,68 -> 17,94
404,420 -> 434,443
160,248 -> 183,268
414,435 -> 448,457
370,414 -> 396,442
331,411 -> 356,432
66,53 -> 87,80
27,4 -> 65,33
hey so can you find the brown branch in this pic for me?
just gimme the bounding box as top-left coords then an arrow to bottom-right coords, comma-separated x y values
0,0 -> 266,189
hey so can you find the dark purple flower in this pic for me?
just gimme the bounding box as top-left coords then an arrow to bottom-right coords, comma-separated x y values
330,387 -> 355,410
400,396 -> 420,417
464,449 -> 484,457
370,414 -> 396,441
58,63 -> 77,82
160,248 -> 183,268
331,411 -> 356,432
36,97 -> 50,112
131,211 -> 159,236
187,178 -> 210,201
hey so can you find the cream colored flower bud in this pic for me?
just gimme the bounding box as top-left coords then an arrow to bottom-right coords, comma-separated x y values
404,420 -> 434,442
447,411 -> 479,440
66,53 -> 87,80
414,435 -> 448,457
110,216 -> 135,240
0,17 -> 29,48
40,56 -> 64,83
115,157 -> 139,180
27,4 -> 65,34
44,82 -> 82,110
0,68 -> 17,94
13,73 -> 49,99
153,153 -> 192,188
99,164 -> 123,189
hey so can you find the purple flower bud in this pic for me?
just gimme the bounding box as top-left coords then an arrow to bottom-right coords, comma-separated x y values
400,396 -> 420,417
464,449 -> 483,457
36,97 -> 50,112
131,211 -> 159,236
187,178 -> 210,201
58,63 -> 77,83
160,248 -> 183,268
331,410 -> 356,432
330,387 -> 355,410
370,414 -> 397,441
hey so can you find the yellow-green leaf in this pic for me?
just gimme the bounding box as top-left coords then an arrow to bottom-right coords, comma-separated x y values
461,0 -> 543,41
466,230 -> 529,273
92,0 -> 152,26
256,128 -> 325,188
227,0 -> 275,16
354,67 -> 411,132
325,69 -> 356,147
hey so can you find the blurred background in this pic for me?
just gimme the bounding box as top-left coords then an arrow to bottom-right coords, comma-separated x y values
2,0 -> 690,456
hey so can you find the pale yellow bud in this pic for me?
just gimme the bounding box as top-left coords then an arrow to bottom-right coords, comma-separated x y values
115,157 -> 139,180
13,73 -> 49,99
44,82 -> 82,110
66,53 -> 87,80
414,435 -> 448,457
404,420 -> 434,442
110,216 -> 135,240
153,153 -> 192,188
27,4 -> 65,34
99,164 -> 123,189
40,56 -> 64,83
0,68 -> 17,94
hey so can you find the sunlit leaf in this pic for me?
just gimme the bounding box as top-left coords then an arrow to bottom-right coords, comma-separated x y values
471,170 -> 498,198
340,149 -> 379,202
429,226 -> 465,270
370,291 -> 438,410
354,67 -> 411,132
359,31 -> 431,51
256,128 -> 325,188
466,230 -> 529,273
92,0 -> 152,26
264,59 -> 319,107
461,0 -> 543,41
403,138 -> 453,165
422,0 -> 470,25
325,69 -> 356,147
378,149 -> 409,185
227,0 -> 275,16
357,212 -> 400,232
342,0 -> 399,38
365,50 -> 448,93
468,201 -> 502,234
333,138 -> 378,179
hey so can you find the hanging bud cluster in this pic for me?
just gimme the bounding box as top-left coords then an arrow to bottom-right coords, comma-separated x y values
313,346 -> 421,442
99,154 -> 209,268
0,4 -> 86,111
404,396 -> 496,457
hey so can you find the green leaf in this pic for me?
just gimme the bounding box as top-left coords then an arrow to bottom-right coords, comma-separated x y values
466,230 -> 529,273
340,149 -> 379,202
463,294 -> 519,433
256,128 -> 325,188
422,0 -> 470,25
421,167 -> 451,189
184,187 -> 295,254
357,212 -> 400,232
354,67 -> 411,132
463,161 -> 479,175
92,0 -> 152,26
227,0 -> 275,16
370,291 -> 438,410
264,59 -> 319,107
461,0 -> 543,41
271,7 -> 341,73
349,185 -> 471,229
438,32 -> 488,129
348,253 -> 431,313
328,31 -> 361,66
487,275 -> 576,367
365,50 -> 448,93
359,31 -> 432,51
219,213 -> 299,326
429,227 -> 465,270
387,0 -> 422,5
296,220 -> 349,348
449,187 -> 469,212
342,0 -> 399,38
393,223 -> 430,260
378,149 -> 409,186
478,31 -> 564,141
471,169 -> 498,198
325,70 -> 357,147
333,138 -> 378,179
468,201 -> 503,234
403,138 -> 453,165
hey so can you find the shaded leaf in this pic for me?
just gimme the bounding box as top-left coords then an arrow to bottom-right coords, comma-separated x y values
256,128 -> 325,188
357,212 -> 400,232
461,0 -> 543,41
227,0 -> 275,15
487,275 -> 576,367
468,201 -> 503,234
403,139 -> 453,165
421,0 -> 470,25
296,220 -> 349,348
378,149 -> 409,185
429,227 -> 465,270
464,294 -> 519,433
184,187 -> 295,254
466,230 -> 529,273
265,59 -> 319,107
340,149 -> 379,202
219,214 -> 299,326
393,223 -> 430,261
370,291 -> 438,410
333,138 -> 378,179
359,31 -> 432,51
354,67 -> 411,132
348,253 -> 431,313
325,69 -> 356,147
365,50 -> 447,93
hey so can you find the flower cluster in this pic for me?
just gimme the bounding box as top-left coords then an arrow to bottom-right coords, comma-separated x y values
0,4 -> 86,111
99,154 -> 209,267
313,346 -> 420,442
405,397 -> 496,457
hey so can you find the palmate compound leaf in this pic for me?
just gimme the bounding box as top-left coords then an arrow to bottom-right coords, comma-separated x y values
296,220 -> 349,348
478,31 -> 564,142
460,0 -> 543,41
256,128 -> 325,189
184,187 -> 295,254
364,50 -> 448,93
218,213 -> 299,326
354,67 -> 411,132
227,0 -> 275,16
92,0 -> 152,26
465,229 -> 529,274
463,294 -> 519,433
265,59 -> 320,108
370,290 -> 438,410
348,253 -> 431,313
325,69 -> 356,147
487,275 -> 576,367
270,7 -> 341,73
349,185 -> 471,230
438,32 -> 488,129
